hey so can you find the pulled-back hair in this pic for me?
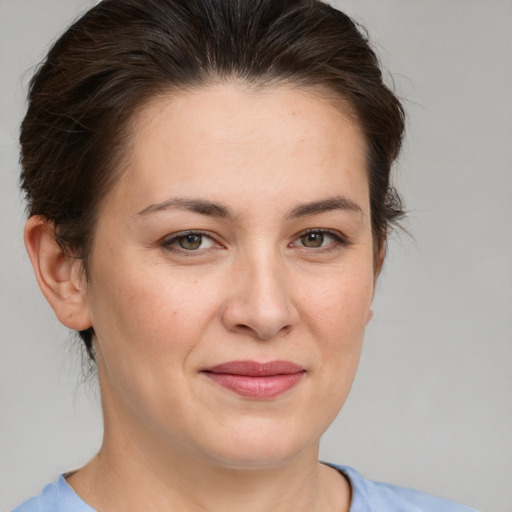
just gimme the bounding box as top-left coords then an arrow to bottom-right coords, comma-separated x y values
20,0 -> 405,361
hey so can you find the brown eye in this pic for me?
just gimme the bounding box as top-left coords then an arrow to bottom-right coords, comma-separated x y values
178,234 -> 204,250
300,232 -> 325,247
161,231 -> 217,253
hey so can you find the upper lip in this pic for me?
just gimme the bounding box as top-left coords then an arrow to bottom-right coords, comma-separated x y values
202,360 -> 305,376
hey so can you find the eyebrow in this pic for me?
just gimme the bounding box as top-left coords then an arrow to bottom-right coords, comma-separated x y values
136,197 -> 236,219
286,196 -> 363,219
136,195 -> 362,220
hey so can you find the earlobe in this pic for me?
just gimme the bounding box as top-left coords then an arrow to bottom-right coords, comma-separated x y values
24,216 -> 92,331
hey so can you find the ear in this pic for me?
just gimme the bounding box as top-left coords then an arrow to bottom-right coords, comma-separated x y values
24,216 -> 92,331
367,238 -> 386,324
373,238 -> 387,280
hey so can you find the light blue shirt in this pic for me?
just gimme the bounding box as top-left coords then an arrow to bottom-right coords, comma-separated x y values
12,464 -> 479,511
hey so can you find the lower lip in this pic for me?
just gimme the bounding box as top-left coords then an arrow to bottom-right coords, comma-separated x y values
203,372 -> 304,399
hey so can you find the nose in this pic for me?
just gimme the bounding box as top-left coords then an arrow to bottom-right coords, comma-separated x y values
221,251 -> 299,340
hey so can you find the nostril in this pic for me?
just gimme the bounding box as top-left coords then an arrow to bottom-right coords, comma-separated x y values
233,322 -> 293,340
234,323 -> 252,332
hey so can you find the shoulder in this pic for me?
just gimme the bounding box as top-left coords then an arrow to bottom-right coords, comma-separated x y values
11,475 -> 95,512
328,464 -> 480,512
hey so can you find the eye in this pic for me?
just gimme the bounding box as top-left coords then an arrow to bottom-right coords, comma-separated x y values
178,233 -> 210,250
300,232 -> 327,248
291,229 -> 347,250
161,231 -> 217,251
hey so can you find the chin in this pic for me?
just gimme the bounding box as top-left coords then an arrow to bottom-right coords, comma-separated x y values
193,421 -> 320,471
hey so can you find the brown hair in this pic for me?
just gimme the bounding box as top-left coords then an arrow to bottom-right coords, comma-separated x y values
20,0 -> 405,361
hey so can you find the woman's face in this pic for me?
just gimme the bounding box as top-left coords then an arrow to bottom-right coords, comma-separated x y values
85,84 -> 375,468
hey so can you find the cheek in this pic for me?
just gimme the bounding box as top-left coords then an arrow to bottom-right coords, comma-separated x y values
302,265 -> 374,340
88,266 -> 218,359
299,259 -> 373,404
85,259 -> 223,420
293,269 -> 372,435
86,244 -> 235,395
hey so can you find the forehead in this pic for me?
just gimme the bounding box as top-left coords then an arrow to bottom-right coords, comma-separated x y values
107,83 -> 370,217
133,83 -> 363,151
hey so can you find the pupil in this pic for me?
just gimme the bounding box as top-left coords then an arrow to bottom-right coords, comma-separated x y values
180,234 -> 202,250
303,232 -> 324,247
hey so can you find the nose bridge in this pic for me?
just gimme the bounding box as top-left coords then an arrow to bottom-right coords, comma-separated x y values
223,242 -> 298,339
247,245 -> 288,308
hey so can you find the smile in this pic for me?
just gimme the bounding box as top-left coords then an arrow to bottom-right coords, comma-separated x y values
201,360 -> 306,399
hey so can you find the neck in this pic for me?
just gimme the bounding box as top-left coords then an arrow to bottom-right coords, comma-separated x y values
67,424 -> 350,512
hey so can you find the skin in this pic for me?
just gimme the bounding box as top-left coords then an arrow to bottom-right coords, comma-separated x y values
25,84 -> 379,511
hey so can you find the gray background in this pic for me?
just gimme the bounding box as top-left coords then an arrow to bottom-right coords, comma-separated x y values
1,0 -> 511,511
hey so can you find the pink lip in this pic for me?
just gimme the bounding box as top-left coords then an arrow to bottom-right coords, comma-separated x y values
202,360 -> 305,399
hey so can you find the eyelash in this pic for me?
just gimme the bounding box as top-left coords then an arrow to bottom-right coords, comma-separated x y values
159,228 -> 350,255
291,228 -> 350,252
160,230 -> 218,254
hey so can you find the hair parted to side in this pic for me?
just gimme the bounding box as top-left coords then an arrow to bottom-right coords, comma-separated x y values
20,0 -> 405,362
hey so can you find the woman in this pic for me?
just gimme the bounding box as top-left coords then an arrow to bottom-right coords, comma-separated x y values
13,0 -> 478,510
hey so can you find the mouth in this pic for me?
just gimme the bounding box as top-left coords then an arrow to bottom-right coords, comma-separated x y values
201,360 -> 306,399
